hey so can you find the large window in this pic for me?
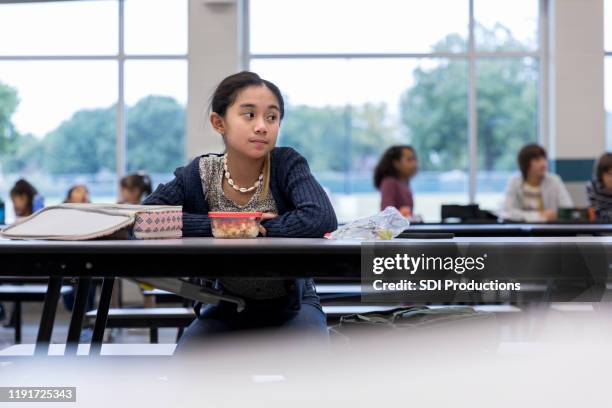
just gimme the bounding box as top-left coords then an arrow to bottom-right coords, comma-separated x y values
0,0 -> 187,222
249,0 -> 542,222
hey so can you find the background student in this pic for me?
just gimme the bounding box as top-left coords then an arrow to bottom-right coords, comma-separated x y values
64,184 -> 90,204
118,173 -> 152,205
61,184 -> 96,317
115,173 -> 154,308
374,145 -> 418,217
9,179 -> 38,220
503,144 -> 573,222
587,152 -> 612,221
4,179 -> 39,328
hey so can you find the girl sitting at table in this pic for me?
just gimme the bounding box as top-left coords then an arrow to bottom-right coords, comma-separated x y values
374,145 -> 418,217
587,152 -> 612,221
117,172 -> 154,308
62,184 -> 96,315
143,71 -> 337,349
9,179 -> 38,221
4,179 -> 38,328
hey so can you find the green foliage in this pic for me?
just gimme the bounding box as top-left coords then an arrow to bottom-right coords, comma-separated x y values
279,102 -> 397,172
0,24 -> 537,177
2,133 -> 44,173
126,95 -> 185,173
0,95 -> 185,175
400,59 -> 468,171
400,25 -> 537,172
0,81 -> 19,158
43,107 -> 115,174
351,103 -> 399,170
476,58 -> 537,171
279,104 -> 346,172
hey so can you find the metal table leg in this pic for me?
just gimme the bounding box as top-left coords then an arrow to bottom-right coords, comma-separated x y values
149,328 -> 158,344
34,276 -> 63,356
14,301 -> 21,344
65,277 -> 92,355
90,277 -> 114,356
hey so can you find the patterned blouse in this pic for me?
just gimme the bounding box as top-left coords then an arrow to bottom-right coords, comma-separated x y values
198,155 -> 287,299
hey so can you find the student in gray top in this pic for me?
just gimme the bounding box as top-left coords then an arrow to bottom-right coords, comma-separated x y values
502,144 -> 573,222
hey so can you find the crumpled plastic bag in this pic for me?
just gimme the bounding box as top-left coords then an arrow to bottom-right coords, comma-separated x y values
325,206 -> 410,240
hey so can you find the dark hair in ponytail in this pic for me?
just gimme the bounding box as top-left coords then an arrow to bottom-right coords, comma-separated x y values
210,71 -> 284,198
210,71 -> 284,120
120,173 -> 152,203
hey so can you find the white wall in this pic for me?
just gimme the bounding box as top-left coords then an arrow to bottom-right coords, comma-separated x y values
548,0 -> 605,158
187,0 -> 242,159
548,0 -> 605,204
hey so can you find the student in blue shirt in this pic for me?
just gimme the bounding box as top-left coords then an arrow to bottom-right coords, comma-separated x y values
144,71 -> 337,349
9,179 -> 38,221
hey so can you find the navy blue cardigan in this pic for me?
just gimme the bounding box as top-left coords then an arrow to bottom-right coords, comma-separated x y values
144,147 -> 338,237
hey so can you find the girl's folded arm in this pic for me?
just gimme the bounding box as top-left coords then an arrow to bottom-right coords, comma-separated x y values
180,213 -> 213,237
143,175 -> 184,206
143,167 -> 213,237
263,151 -> 337,238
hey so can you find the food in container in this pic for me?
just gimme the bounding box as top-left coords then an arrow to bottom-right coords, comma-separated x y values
208,211 -> 263,238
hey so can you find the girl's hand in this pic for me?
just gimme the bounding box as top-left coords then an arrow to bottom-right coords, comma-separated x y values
540,209 -> 557,222
259,212 -> 277,236
399,206 -> 412,218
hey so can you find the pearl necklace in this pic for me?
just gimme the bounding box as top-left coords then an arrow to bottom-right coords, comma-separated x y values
223,154 -> 264,193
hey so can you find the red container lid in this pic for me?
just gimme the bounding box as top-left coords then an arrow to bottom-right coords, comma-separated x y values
208,211 -> 263,218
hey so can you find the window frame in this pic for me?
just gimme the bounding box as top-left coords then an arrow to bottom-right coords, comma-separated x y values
245,0 -> 547,203
0,0 -> 188,179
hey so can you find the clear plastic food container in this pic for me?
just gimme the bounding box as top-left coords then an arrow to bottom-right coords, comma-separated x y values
208,211 -> 263,238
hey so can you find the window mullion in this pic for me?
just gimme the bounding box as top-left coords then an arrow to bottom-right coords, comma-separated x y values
468,0 -> 477,203
116,0 -> 126,179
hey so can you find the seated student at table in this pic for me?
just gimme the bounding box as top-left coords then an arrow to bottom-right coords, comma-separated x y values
64,184 -> 90,203
374,145 -> 418,217
4,179 -> 38,327
9,179 -> 38,221
117,173 -> 154,308
144,71 -> 337,349
503,144 -> 573,222
61,184 -> 96,314
587,152 -> 612,221
118,173 -> 152,204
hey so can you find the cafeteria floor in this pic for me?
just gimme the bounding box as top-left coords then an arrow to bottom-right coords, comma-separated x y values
2,301 -> 612,351
3,303 -> 612,408
0,303 -> 179,349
